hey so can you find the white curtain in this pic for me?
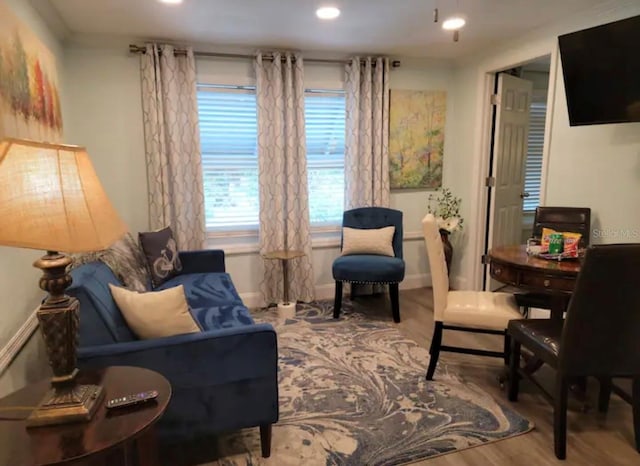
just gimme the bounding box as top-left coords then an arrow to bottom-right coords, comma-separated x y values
344,57 -> 391,209
255,51 -> 315,304
140,43 -> 206,250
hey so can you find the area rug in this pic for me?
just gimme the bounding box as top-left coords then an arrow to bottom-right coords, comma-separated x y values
210,300 -> 533,466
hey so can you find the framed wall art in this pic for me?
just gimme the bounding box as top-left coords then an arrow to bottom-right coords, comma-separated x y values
0,2 -> 63,142
389,89 -> 446,189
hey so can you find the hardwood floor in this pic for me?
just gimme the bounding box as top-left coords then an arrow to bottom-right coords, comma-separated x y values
368,288 -> 638,466
175,288 -> 638,465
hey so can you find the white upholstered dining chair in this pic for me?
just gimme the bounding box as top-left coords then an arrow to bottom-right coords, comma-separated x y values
422,214 -> 524,380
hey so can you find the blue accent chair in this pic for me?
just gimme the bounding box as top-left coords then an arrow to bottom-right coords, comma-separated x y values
68,250 -> 278,457
332,207 -> 405,322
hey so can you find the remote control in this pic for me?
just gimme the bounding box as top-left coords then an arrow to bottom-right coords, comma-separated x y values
106,390 -> 158,410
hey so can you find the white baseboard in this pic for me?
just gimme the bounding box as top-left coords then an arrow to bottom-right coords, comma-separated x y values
239,272 -> 466,309
0,309 -> 39,377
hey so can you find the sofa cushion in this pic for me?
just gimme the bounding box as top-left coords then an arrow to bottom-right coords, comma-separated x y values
157,273 -> 243,308
69,262 -> 137,346
191,304 -> 255,330
332,255 -> 405,283
109,284 -> 201,339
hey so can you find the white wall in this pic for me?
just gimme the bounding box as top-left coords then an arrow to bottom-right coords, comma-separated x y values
0,0 -> 64,394
64,46 -> 149,234
61,48 -> 458,304
450,4 -> 640,289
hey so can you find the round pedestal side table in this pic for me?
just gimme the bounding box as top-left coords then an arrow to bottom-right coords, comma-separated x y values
262,249 -> 306,318
0,366 -> 171,466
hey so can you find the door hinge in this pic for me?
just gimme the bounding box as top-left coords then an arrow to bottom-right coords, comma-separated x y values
485,176 -> 495,188
491,93 -> 501,105
481,254 -> 491,265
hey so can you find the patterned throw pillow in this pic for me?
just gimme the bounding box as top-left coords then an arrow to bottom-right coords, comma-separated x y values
139,227 -> 183,288
71,233 -> 151,292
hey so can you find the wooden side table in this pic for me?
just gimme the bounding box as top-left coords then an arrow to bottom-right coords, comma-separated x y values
0,366 -> 171,466
262,249 -> 305,308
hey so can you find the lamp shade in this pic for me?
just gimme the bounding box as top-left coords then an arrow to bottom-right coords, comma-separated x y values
0,138 -> 127,253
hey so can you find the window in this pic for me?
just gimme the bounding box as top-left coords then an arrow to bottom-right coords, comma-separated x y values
523,100 -> 546,212
197,85 -> 346,232
197,85 -> 259,231
305,90 -> 345,226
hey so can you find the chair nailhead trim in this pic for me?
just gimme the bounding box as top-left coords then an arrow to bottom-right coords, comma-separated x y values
338,280 -> 399,285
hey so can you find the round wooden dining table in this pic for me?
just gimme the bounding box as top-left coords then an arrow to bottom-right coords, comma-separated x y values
489,244 -> 582,320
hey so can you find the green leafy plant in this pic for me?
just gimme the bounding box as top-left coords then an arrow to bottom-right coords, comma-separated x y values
427,187 -> 463,233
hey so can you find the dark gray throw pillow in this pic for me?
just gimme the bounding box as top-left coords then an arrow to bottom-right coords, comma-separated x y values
139,227 -> 183,288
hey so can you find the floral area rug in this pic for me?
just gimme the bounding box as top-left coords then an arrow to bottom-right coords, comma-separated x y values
207,300 -> 533,466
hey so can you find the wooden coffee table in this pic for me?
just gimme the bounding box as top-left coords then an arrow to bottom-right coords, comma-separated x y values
0,366 -> 171,466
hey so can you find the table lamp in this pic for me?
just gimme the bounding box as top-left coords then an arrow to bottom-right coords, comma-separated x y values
0,138 -> 127,426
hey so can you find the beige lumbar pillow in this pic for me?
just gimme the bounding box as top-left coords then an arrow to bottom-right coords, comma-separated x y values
109,284 -> 200,339
341,226 -> 395,257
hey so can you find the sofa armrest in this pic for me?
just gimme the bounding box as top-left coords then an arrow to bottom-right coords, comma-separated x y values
78,323 -> 277,387
179,249 -> 225,274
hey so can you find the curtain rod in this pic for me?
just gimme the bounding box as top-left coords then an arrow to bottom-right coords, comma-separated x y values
128,44 -> 401,68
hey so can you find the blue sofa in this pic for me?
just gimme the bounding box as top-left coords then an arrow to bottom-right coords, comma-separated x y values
68,249 -> 278,457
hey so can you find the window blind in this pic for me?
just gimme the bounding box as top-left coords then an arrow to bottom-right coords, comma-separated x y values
197,86 -> 346,232
197,85 -> 259,231
523,101 -> 546,211
305,91 -> 345,226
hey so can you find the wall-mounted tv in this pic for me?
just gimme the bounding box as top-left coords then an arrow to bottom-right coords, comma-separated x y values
558,15 -> 640,126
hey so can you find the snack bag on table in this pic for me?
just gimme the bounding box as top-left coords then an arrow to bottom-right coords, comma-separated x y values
540,228 -> 582,257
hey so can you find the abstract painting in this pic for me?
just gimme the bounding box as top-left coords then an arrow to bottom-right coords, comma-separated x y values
389,90 -> 446,189
0,2 -> 63,142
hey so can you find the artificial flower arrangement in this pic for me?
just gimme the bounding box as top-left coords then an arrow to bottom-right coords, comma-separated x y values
427,187 -> 464,234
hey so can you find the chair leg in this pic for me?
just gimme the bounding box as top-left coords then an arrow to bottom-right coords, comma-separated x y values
259,424 -> 272,458
633,377 -> 640,453
333,281 -> 343,319
350,283 -> 357,300
426,322 -> 443,381
389,283 -> 400,323
523,305 -> 530,318
508,338 -> 521,402
503,332 -> 511,366
598,377 -> 613,413
554,375 -> 569,460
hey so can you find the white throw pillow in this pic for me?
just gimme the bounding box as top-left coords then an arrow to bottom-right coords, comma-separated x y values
341,226 -> 396,257
109,284 -> 200,339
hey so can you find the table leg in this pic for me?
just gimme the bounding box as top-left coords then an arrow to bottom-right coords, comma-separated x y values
549,293 -> 571,322
136,429 -> 159,466
282,259 -> 289,305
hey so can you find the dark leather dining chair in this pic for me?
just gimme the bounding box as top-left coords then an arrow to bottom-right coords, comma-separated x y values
507,244 -> 640,460
517,206 -> 591,313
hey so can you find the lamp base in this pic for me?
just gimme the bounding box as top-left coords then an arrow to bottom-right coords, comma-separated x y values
27,383 -> 104,427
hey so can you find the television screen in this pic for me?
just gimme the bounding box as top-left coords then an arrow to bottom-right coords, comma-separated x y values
558,15 -> 640,126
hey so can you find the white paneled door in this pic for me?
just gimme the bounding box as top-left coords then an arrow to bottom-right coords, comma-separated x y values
490,73 -> 533,250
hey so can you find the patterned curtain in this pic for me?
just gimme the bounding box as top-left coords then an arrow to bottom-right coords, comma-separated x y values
255,51 -> 315,304
140,44 -> 206,250
344,57 -> 391,209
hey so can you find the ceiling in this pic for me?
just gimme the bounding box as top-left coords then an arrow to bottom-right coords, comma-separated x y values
36,0 -> 630,59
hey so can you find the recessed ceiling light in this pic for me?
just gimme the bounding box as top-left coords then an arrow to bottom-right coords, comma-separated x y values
442,17 -> 466,30
316,6 -> 340,20
159,0 -> 183,4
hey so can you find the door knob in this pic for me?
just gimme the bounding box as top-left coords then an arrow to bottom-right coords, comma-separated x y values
520,192 -> 530,199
